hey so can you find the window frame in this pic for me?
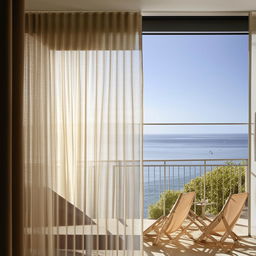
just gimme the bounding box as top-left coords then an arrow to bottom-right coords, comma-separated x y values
142,16 -> 248,34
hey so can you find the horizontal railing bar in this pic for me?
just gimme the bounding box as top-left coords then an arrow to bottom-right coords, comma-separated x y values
86,159 -> 248,163
146,164 -> 248,167
143,158 -> 248,162
125,164 -> 248,167
144,122 -> 248,125
118,164 -> 248,167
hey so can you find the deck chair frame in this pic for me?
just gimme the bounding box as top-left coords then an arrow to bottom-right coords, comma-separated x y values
144,192 -> 195,245
189,192 -> 248,247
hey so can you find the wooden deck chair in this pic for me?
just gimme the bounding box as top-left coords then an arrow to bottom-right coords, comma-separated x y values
144,192 -> 196,245
190,192 -> 248,246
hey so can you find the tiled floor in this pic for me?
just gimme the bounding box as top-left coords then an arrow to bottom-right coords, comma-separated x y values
143,218 -> 256,256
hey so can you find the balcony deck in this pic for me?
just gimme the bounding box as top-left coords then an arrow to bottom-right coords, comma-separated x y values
56,158 -> 254,255
55,217 -> 255,255
143,158 -> 253,254
143,217 -> 256,256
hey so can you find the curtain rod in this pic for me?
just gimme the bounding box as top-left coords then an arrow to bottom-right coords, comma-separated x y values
25,10 -> 141,13
142,11 -> 250,16
25,10 -> 250,16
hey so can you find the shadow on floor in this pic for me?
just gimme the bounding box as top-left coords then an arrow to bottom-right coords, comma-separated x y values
143,237 -> 256,256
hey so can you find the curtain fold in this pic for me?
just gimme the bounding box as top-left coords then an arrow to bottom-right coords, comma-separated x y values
24,12 -> 143,255
0,0 -> 24,255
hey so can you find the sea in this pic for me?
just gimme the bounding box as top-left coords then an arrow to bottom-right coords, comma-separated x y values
143,133 -> 248,217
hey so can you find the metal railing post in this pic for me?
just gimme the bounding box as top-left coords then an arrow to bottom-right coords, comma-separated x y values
204,160 -> 206,201
141,159 -> 248,219
163,161 -> 166,216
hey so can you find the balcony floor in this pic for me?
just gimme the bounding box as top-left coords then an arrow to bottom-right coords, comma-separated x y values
143,218 -> 256,256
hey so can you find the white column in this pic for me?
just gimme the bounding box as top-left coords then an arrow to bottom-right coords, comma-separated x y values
249,12 -> 256,236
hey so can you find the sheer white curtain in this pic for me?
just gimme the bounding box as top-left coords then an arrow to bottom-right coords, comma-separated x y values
24,12 -> 143,255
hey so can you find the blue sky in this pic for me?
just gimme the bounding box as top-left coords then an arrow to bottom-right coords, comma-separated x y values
143,35 -> 249,134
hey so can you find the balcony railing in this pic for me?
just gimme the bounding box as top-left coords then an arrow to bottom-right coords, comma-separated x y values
144,159 -> 248,218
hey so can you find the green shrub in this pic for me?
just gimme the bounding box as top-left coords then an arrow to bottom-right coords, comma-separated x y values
184,163 -> 246,215
148,190 -> 180,219
148,163 -> 246,219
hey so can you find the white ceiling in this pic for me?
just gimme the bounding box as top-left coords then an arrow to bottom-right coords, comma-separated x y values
25,0 -> 256,14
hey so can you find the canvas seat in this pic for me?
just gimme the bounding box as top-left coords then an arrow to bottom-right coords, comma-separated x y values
144,192 -> 196,245
189,192 -> 248,247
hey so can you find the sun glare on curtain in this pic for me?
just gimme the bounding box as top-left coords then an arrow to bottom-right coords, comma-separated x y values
23,12 -> 143,255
